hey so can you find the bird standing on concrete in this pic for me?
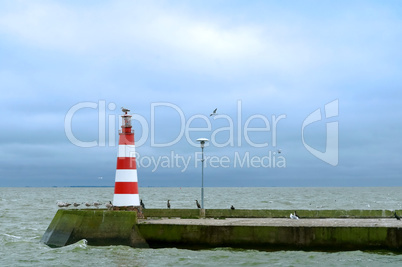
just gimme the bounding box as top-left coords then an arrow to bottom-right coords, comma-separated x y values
140,199 -> 145,209
290,213 -> 299,220
85,202 -> 92,207
93,202 -> 101,208
57,202 -> 66,208
73,202 -> 80,207
395,211 -> 401,220
210,108 -> 217,116
106,201 -> 113,210
230,205 -> 235,210
195,200 -> 201,209
167,200 -> 171,209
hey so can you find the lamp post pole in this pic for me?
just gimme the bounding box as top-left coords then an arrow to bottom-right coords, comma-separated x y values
196,138 -> 208,210
201,143 -> 205,209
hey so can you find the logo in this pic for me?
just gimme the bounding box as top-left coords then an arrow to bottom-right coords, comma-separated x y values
63,99 -> 339,171
301,99 -> 339,166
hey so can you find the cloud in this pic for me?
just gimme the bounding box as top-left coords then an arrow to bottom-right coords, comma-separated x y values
2,0 -> 400,90
0,1 -> 324,79
0,2 -> 261,62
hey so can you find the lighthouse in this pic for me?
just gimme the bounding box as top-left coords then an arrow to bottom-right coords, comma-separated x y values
112,107 -> 140,209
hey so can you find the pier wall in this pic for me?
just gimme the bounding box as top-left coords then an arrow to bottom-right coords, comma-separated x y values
137,223 -> 402,251
42,209 -> 402,250
40,209 -> 148,248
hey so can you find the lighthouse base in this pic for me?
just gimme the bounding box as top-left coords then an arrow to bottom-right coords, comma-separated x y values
113,206 -> 144,218
41,209 -> 148,248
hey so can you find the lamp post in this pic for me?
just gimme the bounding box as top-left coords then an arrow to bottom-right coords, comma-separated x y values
196,138 -> 208,209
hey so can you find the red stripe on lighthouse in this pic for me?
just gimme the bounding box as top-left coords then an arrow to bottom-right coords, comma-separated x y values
119,134 -> 134,145
116,157 -> 137,169
114,182 -> 138,194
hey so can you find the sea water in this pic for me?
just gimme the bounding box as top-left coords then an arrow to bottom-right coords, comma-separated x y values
0,187 -> 402,266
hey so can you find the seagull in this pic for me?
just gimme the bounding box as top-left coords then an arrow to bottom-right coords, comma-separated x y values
290,213 -> 299,220
210,108 -> 217,116
85,202 -> 92,207
395,211 -> 401,220
230,205 -> 235,210
121,107 -> 130,113
140,199 -> 145,209
93,202 -> 101,208
64,203 -> 72,207
57,201 -> 66,208
106,201 -> 113,210
167,200 -> 171,209
195,200 -> 201,209
73,202 -> 81,207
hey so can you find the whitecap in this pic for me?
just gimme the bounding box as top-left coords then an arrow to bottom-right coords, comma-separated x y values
3,233 -> 22,239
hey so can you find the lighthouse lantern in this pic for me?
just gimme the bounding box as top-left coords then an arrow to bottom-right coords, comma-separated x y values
122,115 -> 132,128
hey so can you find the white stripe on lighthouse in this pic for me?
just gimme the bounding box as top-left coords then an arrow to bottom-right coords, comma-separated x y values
113,194 -> 140,207
118,145 -> 136,157
114,170 -> 138,182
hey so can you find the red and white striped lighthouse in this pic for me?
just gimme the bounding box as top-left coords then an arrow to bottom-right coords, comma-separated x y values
112,107 -> 140,207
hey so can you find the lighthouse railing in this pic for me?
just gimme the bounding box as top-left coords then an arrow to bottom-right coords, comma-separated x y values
119,129 -> 134,134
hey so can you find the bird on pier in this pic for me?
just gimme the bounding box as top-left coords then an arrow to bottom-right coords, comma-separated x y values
195,200 -> 201,209
93,202 -> 101,208
210,108 -> 217,116
106,201 -> 113,210
140,199 -> 145,209
395,211 -> 401,220
57,201 -> 67,208
73,202 -> 80,207
64,203 -> 71,207
167,200 -> 171,209
290,212 -> 299,220
230,205 -> 235,210
85,202 -> 92,207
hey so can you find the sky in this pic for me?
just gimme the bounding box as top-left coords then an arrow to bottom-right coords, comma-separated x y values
0,0 -> 401,187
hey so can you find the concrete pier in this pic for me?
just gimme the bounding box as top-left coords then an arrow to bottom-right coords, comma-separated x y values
41,209 -> 402,251
138,218 -> 402,250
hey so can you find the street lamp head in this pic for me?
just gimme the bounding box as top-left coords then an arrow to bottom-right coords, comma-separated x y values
196,138 -> 209,148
